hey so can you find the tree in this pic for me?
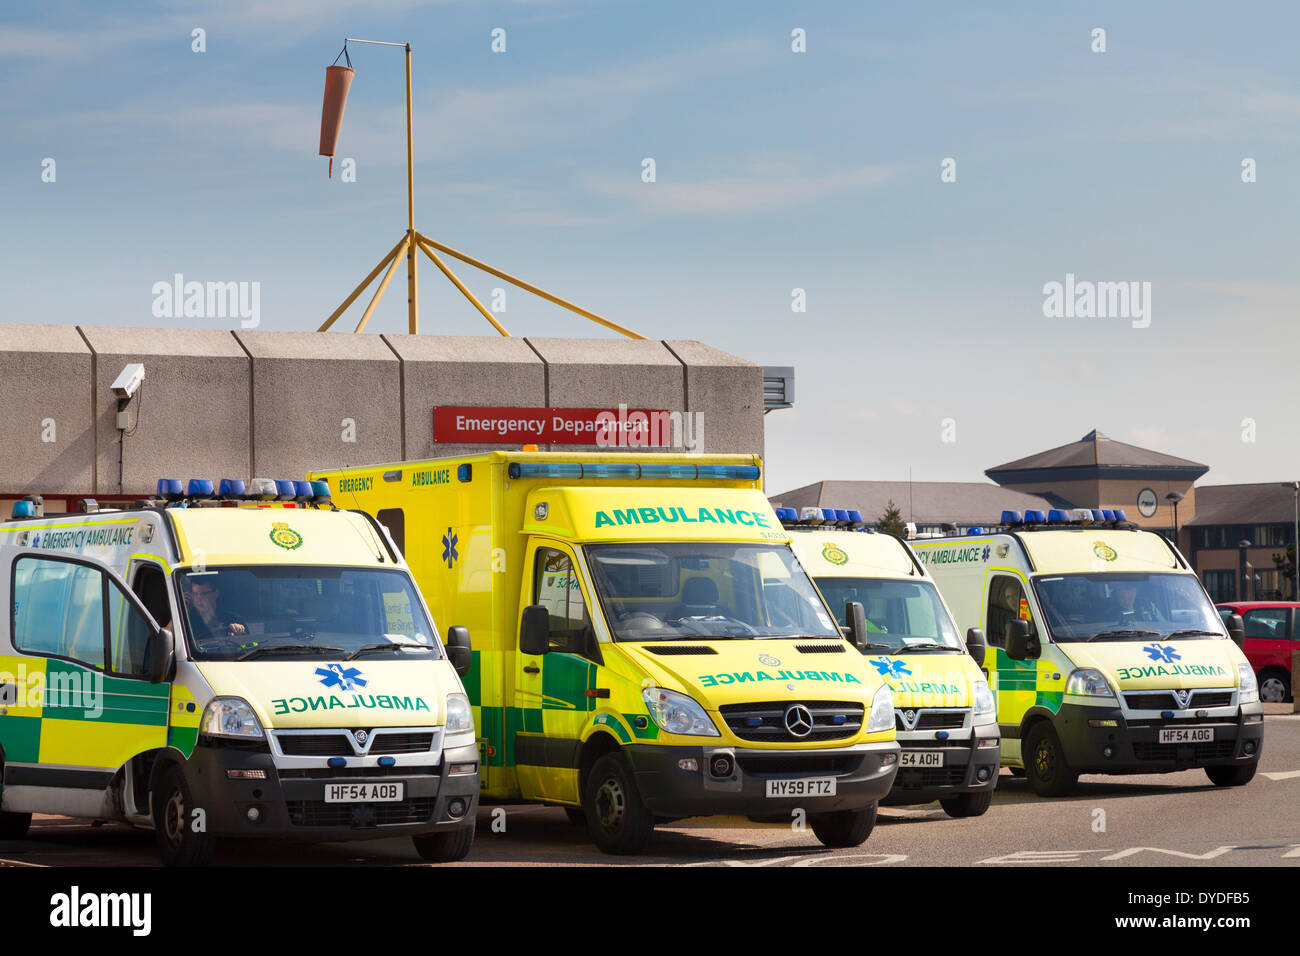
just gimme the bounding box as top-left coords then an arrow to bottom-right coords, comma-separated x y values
876,500 -> 906,537
1273,544 -> 1297,600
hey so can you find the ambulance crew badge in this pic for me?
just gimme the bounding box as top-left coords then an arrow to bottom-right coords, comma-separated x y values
822,543 -> 849,566
270,522 -> 304,550
1092,541 -> 1117,562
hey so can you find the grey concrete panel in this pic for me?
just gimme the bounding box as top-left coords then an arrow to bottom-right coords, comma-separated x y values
665,339 -> 764,458
0,324 -> 95,494
235,330 -> 401,478
383,334 -> 546,460
79,326 -> 250,496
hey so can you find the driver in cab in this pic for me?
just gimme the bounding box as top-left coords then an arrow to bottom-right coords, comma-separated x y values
180,577 -> 247,647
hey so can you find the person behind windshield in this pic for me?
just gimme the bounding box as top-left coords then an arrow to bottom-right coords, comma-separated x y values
180,577 -> 247,645
1109,582 -> 1155,624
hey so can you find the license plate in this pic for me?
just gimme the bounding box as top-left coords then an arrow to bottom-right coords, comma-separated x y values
900,750 -> 945,768
765,777 -> 836,798
1158,727 -> 1214,744
324,782 -> 405,803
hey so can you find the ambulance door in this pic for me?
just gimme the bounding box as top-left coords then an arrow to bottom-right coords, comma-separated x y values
515,542 -> 600,804
2,548 -> 169,805
985,573 -> 1039,763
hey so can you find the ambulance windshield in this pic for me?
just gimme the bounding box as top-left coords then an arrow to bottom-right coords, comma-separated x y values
176,566 -> 439,661
813,578 -> 962,652
1033,572 -> 1226,643
585,542 -> 841,641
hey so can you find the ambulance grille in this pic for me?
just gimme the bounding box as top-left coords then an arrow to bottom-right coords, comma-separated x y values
275,731 -> 435,756
719,701 -> 863,742
285,798 -> 436,827
644,645 -> 718,656
795,643 -> 845,654
896,711 -> 966,731
1124,691 -> 1234,711
1132,741 -> 1237,761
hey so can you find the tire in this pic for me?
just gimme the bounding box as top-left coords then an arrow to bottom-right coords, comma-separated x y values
939,789 -> 994,818
582,753 -> 655,855
1259,670 -> 1290,704
152,764 -> 215,867
1024,723 -> 1078,797
412,824 -> 474,863
563,807 -> 586,826
809,803 -> 877,848
1206,763 -> 1258,787
0,812 -> 31,840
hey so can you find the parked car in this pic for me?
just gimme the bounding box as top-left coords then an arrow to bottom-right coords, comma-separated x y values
1217,602 -> 1300,702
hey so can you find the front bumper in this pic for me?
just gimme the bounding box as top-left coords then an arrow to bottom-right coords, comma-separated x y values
184,738 -> 480,842
624,740 -> 900,817
1053,702 -> 1264,774
883,722 -> 1001,806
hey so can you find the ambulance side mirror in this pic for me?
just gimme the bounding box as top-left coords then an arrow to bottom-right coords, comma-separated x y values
148,627 -> 175,684
1226,613 -> 1245,649
445,626 -> 472,677
1006,619 -> 1039,661
520,605 -> 550,656
965,628 -> 987,668
844,601 -> 869,652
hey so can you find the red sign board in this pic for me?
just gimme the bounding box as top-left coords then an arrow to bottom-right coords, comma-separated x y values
433,406 -> 672,445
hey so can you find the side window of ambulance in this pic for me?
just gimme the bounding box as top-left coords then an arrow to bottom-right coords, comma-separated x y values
534,549 -> 590,653
986,574 -> 1035,648
12,556 -> 106,670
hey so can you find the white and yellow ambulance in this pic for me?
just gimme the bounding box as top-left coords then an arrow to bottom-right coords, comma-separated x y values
0,479 -> 478,865
310,452 -> 901,855
780,508 -> 1000,817
914,508 -> 1262,796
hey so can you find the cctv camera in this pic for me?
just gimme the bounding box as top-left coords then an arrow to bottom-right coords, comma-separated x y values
111,363 -> 145,400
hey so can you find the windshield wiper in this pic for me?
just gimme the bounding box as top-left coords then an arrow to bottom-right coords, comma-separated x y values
347,642 -> 436,659
856,642 -> 895,651
896,642 -> 958,653
1086,629 -> 1160,642
1165,630 -> 1222,640
238,644 -> 345,660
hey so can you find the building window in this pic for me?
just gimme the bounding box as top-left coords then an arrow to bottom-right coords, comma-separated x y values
1202,570 -> 1235,604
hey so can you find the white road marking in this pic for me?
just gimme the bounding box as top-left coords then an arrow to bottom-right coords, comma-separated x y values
1261,770 -> 1300,781
1100,845 -> 1236,861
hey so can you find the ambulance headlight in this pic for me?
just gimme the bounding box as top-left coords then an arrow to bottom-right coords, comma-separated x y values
642,688 -> 719,736
201,697 -> 265,739
866,685 -> 894,733
1065,668 -> 1115,699
1238,664 -> 1259,705
445,693 -> 473,734
973,680 -> 996,720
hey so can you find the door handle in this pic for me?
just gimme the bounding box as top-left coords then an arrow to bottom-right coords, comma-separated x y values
523,665 -> 540,674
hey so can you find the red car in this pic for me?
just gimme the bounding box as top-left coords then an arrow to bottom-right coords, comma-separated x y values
1217,602 -> 1300,702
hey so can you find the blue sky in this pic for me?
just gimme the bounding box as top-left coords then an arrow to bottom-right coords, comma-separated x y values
2,1 -> 1297,497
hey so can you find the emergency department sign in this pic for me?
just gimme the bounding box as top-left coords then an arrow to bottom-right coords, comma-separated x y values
433,406 -> 670,445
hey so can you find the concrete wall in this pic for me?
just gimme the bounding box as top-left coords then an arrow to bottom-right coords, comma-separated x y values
0,325 -> 766,498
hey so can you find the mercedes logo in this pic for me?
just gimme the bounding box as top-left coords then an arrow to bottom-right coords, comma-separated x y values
784,704 -> 814,738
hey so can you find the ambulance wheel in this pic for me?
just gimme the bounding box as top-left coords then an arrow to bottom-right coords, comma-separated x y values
152,764 -> 214,867
809,803 -> 877,848
583,753 -> 655,855
0,812 -> 31,840
412,824 -> 474,862
1206,763 -> 1257,787
940,789 -> 994,818
1024,724 -> 1077,797
563,807 -> 587,826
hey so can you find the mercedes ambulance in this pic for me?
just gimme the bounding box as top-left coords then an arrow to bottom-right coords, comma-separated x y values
309,452 -> 901,855
780,508 -> 1000,817
0,479 -> 478,866
915,508 -> 1262,796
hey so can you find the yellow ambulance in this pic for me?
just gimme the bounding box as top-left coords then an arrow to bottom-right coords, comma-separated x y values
780,507 -> 999,817
914,508 -> 1262,796
310,452 -> 901,855
0,479 -> 478,866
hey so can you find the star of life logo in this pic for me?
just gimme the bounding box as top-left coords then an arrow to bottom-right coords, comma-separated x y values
869,656 -> 911,678
1142,643 -> 1181,664
315,663 -> 368,692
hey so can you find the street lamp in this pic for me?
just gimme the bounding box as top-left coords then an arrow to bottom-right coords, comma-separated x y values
1238,539 -> 1252,602
1282,482 -> 1300,601
1165,491 -> 1184,546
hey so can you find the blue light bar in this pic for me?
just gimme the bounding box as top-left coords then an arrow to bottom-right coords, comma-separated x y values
1024,509 -> 1046,523
1001,510 -> 1022,524
157,479 -> 183,501
1101,509 -> 1115,521
12,501 -> 34,518
800,507 -> 824,525
1113,508 -> 1128,521
834,509 -> 850,523
775,507 -> 798,523
188,479 -> 214,499
309,480 -> 331,503
968,527 -> 984,534
1091,509 -> 1105,522
1048,509 -> 1069,523
821,509 -> 837,524
274,480 -> 296,501
506,462 -> 760,482
219,478 -> 246,498
293,480 -> 314,501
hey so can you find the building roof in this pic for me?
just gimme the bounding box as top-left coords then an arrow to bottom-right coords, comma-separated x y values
1185,483 -> 1299,526
986,429 -> 1209,485
771,480 -> 1055,526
